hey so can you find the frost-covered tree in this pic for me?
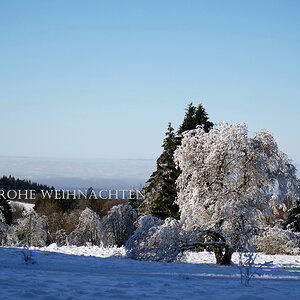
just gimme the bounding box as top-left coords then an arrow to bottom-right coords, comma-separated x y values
34,198 -> 64,244
14,211 -> 48,247
0,210 -> 9,245
101,204 -> 137,247
126,215 -> 229,263
174,122 -> 300,264
67,208 -> 101,246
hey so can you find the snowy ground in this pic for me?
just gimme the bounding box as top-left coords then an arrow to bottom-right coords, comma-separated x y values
9,201 -> 35,211
1,246 -> 300,300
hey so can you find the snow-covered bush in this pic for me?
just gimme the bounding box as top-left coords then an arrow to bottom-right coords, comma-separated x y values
53,229 -> 68,246
126,216 -> 181,262
67,208 -> 101,246
100,204 -> 137,247
253,226 -> 300,255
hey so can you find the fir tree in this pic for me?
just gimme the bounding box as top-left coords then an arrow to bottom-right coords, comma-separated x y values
178,102 -> 213,137
283,206 -> 300,232
177,103 -> 196,135
140,103 -> 214,219
0,198 -> 13,225
128,188 -> 140,209
140,123 -> 180,219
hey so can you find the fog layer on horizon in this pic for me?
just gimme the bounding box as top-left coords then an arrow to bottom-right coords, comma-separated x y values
0,156 -> 156,189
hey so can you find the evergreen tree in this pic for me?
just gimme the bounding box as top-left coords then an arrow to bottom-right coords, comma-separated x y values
140,123 -> 179,219
128,188 -> 140,209
283,206 -> 300,232
140,103 -> 213,219
0,175 -> 54,193
178,102 -> 213,137
177,103 -> 196,135
0,198 -> 13,225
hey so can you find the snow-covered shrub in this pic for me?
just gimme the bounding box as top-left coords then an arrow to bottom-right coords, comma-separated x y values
67,208 -> 101,246
126,216 -> 181,262
100,204 -> 137,247
14,211 -> 48,247
53,229 -> 68,246
253,226 -> 300,255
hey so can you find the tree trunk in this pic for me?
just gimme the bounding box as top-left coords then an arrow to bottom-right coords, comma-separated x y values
180,230 -> 233,265
213,245 -> 232,265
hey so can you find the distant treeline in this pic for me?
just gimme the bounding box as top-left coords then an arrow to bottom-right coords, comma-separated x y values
0,175 -> 54,193
0,175 -> 128,217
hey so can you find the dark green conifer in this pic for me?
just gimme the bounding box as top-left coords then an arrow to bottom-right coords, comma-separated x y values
0,198 -> 13,225
178,102 -> 213,137
283,206 -> 300,232
140,123 -> 179,219
140,103 -> 214,219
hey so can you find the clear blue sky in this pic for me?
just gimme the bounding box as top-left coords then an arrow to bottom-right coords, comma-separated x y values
1,0 -> 299,164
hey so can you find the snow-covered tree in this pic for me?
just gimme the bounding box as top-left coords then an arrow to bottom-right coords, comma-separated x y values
126,215 -> 229,263
67,208 -> 101,246
101,204 -> 137,247
14,211 -> 48,247
0,209 -> 9,245
174,122 -> 300,263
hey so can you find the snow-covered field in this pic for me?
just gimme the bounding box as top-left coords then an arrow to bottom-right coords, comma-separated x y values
1,246 -> 300,300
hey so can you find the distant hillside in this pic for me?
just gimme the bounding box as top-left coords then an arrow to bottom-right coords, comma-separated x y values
0,175 -> 54,193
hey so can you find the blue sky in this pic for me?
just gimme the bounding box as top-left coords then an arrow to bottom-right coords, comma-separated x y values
0,0 -> 299,165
